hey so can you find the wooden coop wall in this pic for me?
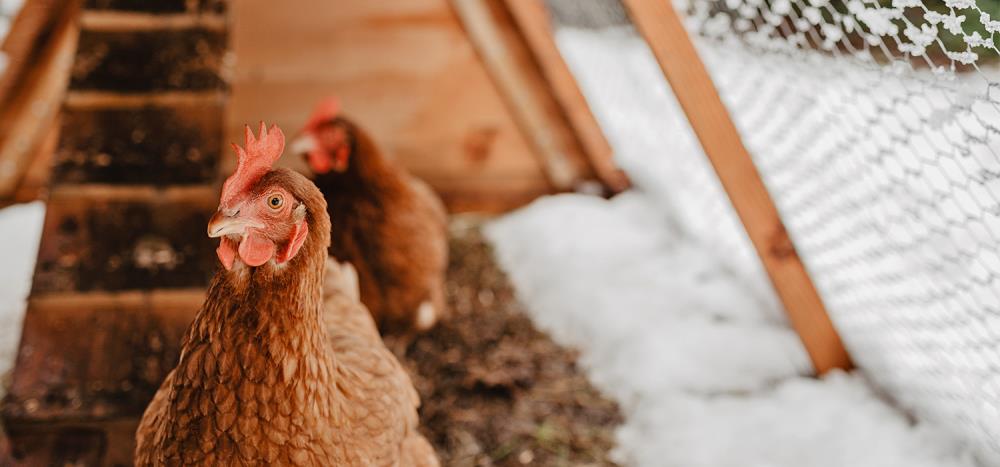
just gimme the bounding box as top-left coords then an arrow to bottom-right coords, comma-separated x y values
229,0 -> 552,212
228,0 -> 624,212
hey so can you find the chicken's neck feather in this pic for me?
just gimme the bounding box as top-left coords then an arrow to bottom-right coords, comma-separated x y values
312,118 -> 408,199
166,178 -> 343,436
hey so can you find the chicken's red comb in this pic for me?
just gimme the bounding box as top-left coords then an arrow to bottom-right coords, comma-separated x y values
303,96 -> 341,133
221,122 -> 285,207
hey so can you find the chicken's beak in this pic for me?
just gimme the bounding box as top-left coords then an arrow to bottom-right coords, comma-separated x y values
290,134 -> 318,156
208,210 -> 249,238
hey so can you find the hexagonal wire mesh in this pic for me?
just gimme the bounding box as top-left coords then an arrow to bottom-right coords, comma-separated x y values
545,0 -> 1000,462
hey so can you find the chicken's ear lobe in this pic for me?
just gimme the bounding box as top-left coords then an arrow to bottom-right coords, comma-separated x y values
277,221 -> 309,264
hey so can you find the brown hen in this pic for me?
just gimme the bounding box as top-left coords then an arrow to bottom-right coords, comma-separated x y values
135,123 -> 438,467
291,98 -> 449,335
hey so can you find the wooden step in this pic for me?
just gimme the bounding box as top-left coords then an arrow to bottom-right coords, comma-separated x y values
84,0 -> 227,14
65,90 -> 225,109
71,27 -> 228,92
53,97 -> 223,185
3,2 -> 230,464
3,290 -> 201,425
32,188 -> 218,294
7,418 -> 138,467
80,11 -> 228,32
3,290 -> 201,465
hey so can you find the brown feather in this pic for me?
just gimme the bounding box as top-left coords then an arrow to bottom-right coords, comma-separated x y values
311,118 -> 449,334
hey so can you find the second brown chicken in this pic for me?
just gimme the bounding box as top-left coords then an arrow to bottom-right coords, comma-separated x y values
291,97 -> 449,335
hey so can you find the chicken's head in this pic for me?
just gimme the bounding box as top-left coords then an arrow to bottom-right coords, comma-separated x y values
291,97 -> 352,174
208,122 -> 310,271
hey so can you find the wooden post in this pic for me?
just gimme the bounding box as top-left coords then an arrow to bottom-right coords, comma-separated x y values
450,0 -> 596,191
0,0 -> 79,199
502,0 -> 630,193
621,0 -> 852,373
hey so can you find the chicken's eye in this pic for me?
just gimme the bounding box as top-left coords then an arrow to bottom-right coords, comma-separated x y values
267,194 -> 284,210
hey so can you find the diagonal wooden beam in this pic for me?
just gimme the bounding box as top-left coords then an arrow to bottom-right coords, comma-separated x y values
502,0 -> 630,193
450,0 -> 596,192
621,0 -> 851,374
0,0 -> 66,106
0,1 -> 79,200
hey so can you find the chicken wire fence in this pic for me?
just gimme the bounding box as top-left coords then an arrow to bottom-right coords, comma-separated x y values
545,0 -> 1000,463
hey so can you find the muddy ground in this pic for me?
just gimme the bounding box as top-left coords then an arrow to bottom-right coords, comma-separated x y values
387,218 -> 622,467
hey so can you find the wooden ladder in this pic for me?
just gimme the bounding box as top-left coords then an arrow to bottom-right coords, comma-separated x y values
1,1 -> 229,464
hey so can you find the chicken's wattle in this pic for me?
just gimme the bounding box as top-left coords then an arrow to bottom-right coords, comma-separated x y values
216,232 -> 276,270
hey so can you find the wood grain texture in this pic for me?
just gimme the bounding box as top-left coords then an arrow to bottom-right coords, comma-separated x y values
0,2 -> 79,199
621,0 -> 851,373
79,10 -> 228,31
228,0 -> 551,212
502,0 -> 630,193
9,116 -> 60,204
0,0 -> 66,106
3,290 -> 203,422
450,0 -> 595,191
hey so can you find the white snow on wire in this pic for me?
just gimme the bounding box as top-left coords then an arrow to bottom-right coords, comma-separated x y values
0,202 -> 44,389
485,26 -> 983,467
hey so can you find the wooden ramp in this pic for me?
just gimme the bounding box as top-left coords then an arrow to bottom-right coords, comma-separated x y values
1,1 -> 228,464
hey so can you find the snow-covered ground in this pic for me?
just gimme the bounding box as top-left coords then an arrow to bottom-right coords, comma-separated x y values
486,26 -> 991,467
0,202 -> 44,387
488,193 -> 976,467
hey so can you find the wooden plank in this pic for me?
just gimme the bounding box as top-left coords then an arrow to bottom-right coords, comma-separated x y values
32,193 -> 218,293
10,116 -> 61,204
449,0 -> 594,191
0,2 -> 79,199
53,102 -> 223,185
83,0 -> 227,13
48,184 -> 217,203
71,28 -> 227,91
80,11 -> 228,31
0,0 -> 66,107
65,90 -> 225,109
621,0 -> 851,373
3,290 -> 201,423
502,0 -> 630,193
7,418 -> 138,467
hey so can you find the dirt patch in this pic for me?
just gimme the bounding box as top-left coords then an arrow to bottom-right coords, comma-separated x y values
388,218 -> 622,467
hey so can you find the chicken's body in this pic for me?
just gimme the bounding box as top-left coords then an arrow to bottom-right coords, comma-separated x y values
135,125 -> 438,466
304,117 -> 448,334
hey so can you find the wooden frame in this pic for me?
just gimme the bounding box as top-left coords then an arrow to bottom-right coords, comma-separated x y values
621,0 -> 852,373
501,0 -> 629,193
450,0 -> 628,193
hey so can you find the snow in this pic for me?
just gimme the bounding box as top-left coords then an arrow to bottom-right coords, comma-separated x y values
484,25 -> 987,467
487,192 -> 977,467
0,202 -> 44,388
